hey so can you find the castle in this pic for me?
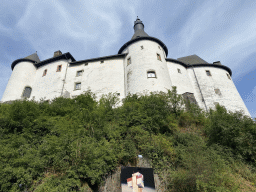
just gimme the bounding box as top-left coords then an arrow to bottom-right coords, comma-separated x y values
1,17 -> 251,117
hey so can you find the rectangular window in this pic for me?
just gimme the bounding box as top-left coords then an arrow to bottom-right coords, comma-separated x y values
214,88 -> 221,96
75,82 -> 81,90
206,70 -> 211,76
43,69 -> 47,76
227,73 -> 231,80
158,46 -> 161,50
56,65 -> 62,72
127,58 -> 131,66
141,46 -> 144,49
100,60 -> 104,64
157,53 -> 161,61
76,70 -> 83,77
147,71 -> 156,78
177,69 -> 181,73
22,87 -> 32,98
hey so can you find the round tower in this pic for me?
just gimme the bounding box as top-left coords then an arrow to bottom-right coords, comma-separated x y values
1,53 -> 39,102
119,17 -> 172,96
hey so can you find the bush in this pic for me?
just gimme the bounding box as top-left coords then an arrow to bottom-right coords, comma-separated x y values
205,104 -> 256,163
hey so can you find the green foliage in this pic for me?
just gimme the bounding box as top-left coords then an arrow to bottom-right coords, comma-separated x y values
0,89 -> 255,191
205,104 -> 256,163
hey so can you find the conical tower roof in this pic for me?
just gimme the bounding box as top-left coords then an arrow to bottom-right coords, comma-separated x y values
118,17 -> 168,56
131,16 -> 149,40
24,52 -> 40,63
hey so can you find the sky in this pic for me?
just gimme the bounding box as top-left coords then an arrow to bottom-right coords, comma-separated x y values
0,0 -> 255,118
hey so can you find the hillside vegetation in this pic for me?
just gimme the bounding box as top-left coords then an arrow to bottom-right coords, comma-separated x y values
0,87 -> 256,192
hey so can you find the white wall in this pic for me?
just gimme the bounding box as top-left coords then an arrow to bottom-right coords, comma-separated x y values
188,66 -> 251,117
166,61 -> 194,94
122,40 -> 172,96
1,61 -> 37,102
64,58 -> 125,103
31,60 -> 69,101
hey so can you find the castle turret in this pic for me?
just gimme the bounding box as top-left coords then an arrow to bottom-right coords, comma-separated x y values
119,17 -> 172,96
1,53 -> 39,102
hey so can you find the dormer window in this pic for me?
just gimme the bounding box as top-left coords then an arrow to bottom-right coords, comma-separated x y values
43,69 -> 47,76
157,53 -> 161,61
147,71 -> 156,78
56,65 -> 62,72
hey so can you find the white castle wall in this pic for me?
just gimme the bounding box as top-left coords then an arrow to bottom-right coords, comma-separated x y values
1,61 -> 37,102
122,40 -> 172,96
64,58 -> 125,103
166,61 -> 194,94
31,60 -> 69,101
188,66 -> 251,116
187,68 -> 207,110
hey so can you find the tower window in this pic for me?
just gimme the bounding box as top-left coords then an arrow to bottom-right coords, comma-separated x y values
206,70 -> 211,76
22,86 -> 32,98
56,65 -> 62,72
147,71 -> 156,78
141,46 -> 144,49
75,82 -> 81,90
127,57 -> 131,66
76,70 -> 83,77
157,53 -> 161,61
177,69 -> 181,73
227,73 -> 231,80
100,60 -> 104,64
214,88 -> 221,96
158,46 -> 161,50
42,69 -> 47,76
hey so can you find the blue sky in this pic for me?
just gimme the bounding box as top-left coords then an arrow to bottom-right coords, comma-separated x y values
0,0 -> 255,118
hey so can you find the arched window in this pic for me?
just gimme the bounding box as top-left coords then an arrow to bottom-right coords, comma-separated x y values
22,87 -> 32,98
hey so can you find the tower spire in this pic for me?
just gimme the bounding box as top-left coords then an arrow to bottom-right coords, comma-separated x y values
131,17 -> 149,40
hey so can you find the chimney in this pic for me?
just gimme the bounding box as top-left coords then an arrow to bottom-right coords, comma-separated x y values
54,50 -> 62,57
213,61 -> 221,65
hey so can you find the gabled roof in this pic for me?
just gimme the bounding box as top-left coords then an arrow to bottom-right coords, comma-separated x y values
70,53 -> 127,65
24,53 -> 40,63
177,55 -> 209,65
11,52 -> 76,70
35,52 -> 75,68
166,57 -> 232,76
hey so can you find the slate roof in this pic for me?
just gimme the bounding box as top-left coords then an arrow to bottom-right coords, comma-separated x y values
166,57 -> 232,76
24,53 -> 40,63
11,52 -> 75,70
131,17 -> 149,40
119,17 -> 168,56
70,53 -> 127,65
177,55 -> 209,65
